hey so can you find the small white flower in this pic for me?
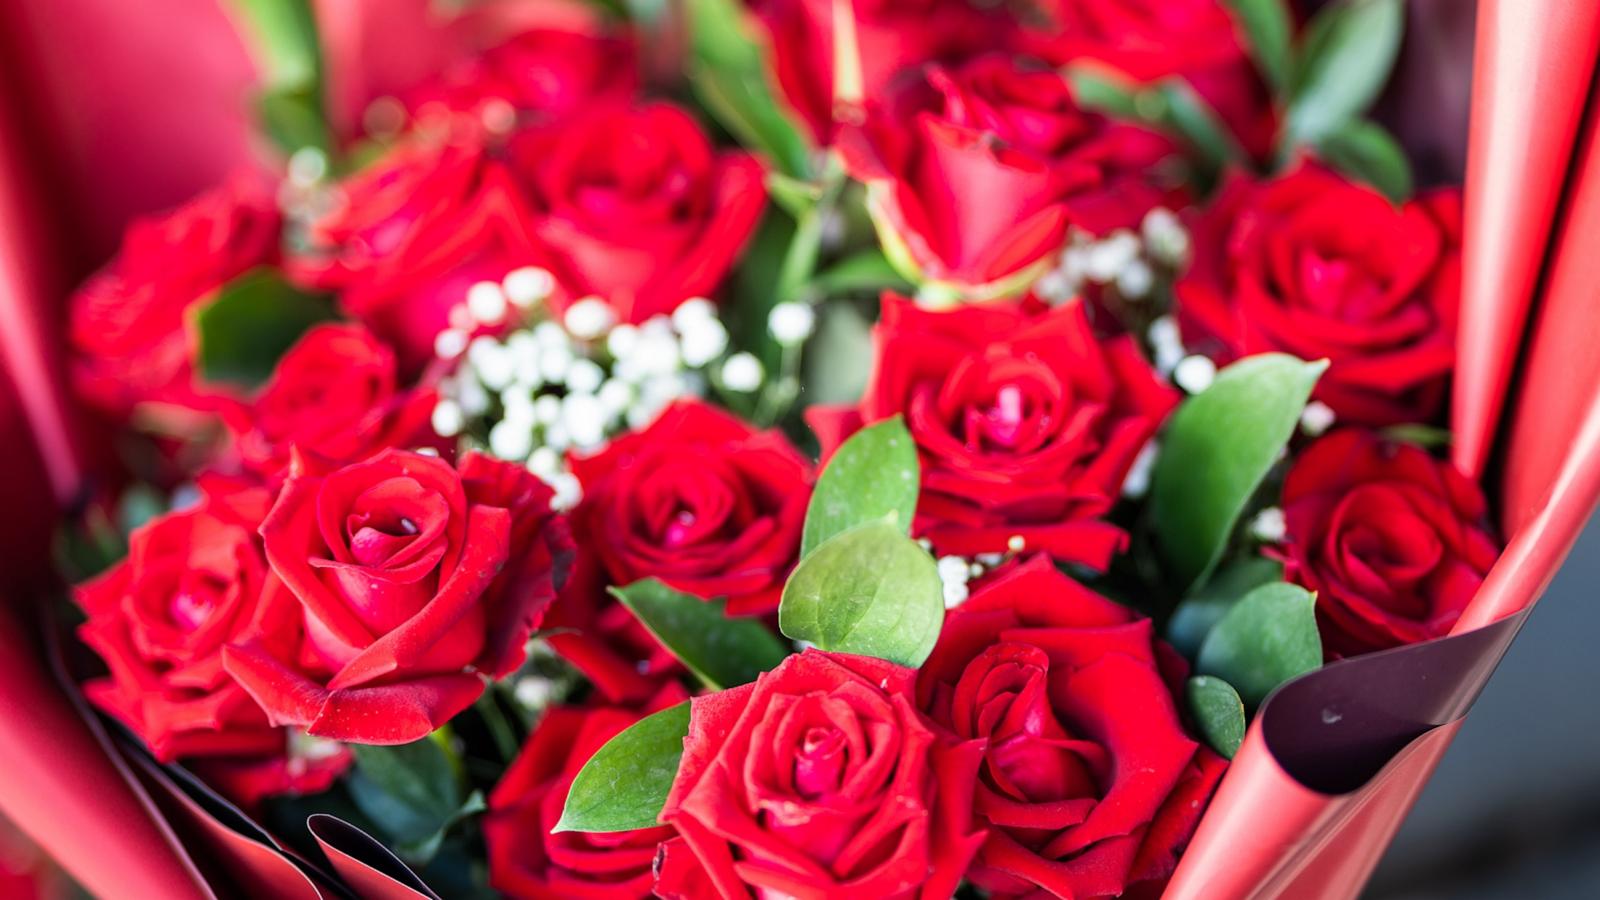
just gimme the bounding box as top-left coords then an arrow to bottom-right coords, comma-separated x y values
564,297 -> 617,340
457,376 -> 490,416
433,328 -> 468,360
1142,208 -> 1190,267
597,379 -> 633,416
636,330 -> 683,377
480,98 -> 517,135
489,419 -> 534,461
513,676 -> 556,711
671,297 -> 717,332
1250,506 -> 1287,543
680,318 -> 730,367
538,342 -> 575,383
466,281 -> 509,325
287,147 -> 328,186
563,393 -> 608,450
534,394 -> 562,426
551,472 -> 583,510
1173,354 -> 1217,394
1148,314 -> 1186,375
508,331 -> 543,385
526,446 -> 561,478
943,580 -> 970,609
533,320 -> 570,349
431,400 -> 465,437
1116,259 -> 1155,300
467,337 -> 514,390
1301,400 -> 1336,437
606,323 -> 640,359
1034,268 -> 1076,304
768,302 -> 816,345
566,358 -> 605,394
720,352 -> 764,392
1084,229 -> 1141,283
500,389 -> 536,427
544,421 -> 571,452
937,555 -> 971,587
1006,535 -> 1026,554
503,266 -> 555,308
1059,245 -> 1091,286
974,552 -> 1005,567
1121,440 -> 1160,499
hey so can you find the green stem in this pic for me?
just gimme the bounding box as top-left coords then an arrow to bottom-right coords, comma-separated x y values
476,688 -> 520,763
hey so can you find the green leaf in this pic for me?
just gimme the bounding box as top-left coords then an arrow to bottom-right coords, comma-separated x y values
348,736 -> 471,863
801,417 -> 920,558
766,172 -> 822,219
803,301 -> 875,406
1224,0 -> 1294,93
1382,422 -> 1453,449
393,791 -> 486,865
194,269 -> 336,388
1317,119 -> 1414,202
1155,78 -> 1247,172
808,248 -> 914,298
687,0 -> 815,179
780,519 -> 943,667
226,0 -> 329,154
1168,556 -> 1285,659
1186,676 -> 1247,758
1286,0 -> 1404,147
1197,582 -> 1322,708
610,579 -> 791,690
258,85 -> 332,157
1065,66 -> 1144,120
1150,353 -> 1326,590
555,702 -> 691,833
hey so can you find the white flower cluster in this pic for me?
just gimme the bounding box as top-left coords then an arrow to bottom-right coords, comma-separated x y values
921,538 -> 1024,609
1033,208 -> 1191,306
429,270 -> 761,510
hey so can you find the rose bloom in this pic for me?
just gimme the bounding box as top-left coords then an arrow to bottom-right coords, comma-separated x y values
749,0 -> 1018,142
1027,0 -> 1278,159
654,650 -> 985,900
485,685 -> 686,899
75,480 -> 346,800
69,177 -> 280,416
917,556 -> 1226,898
400,25 -> 637,133
222,323 -> 436,477
1177,165 -> 1463,426
546,401 -> 810,702
292,136 -> 549,369
839,54 -> 1180,291
223,449 -> 569,743
808,294 -> 1176,569
509,102 -> 766,323
1277,430 -> 1500,657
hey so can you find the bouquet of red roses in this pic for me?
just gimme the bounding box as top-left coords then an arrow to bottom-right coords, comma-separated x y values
3,0 -> 1599,898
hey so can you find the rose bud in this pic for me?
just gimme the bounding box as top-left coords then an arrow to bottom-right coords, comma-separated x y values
808,294 -> 1176,570
484,685 -> 686,899
1177,165 -> 1463,427
749,0 -> 1019,142
223,449 -> 570,744
69,177 -> 280,417
917,556 -> 1227,898
838,54 -> 1180,293
545,400 -> 811,702
75,481 -> 348,800
222,324 -> 437,477
1277,430 -> 1500,657
1026,0 -> 1278,160
655,650 -> 985,900
507,102 -> 766,325
291,136 -> 551,369
401,24 -> 637,134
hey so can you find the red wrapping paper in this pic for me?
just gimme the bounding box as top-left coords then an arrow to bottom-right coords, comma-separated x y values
1450,0 -> 1600,479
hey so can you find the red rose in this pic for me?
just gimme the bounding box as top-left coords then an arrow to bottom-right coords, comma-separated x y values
918,556 -> 1226,898
749,0 -> 1018,142
223,324 -> 436,477
839,54 -> 1180,291
74,481 -> 348,799
546,401 -> 810,703
485,685 -> 687,899
401,25 -> 637,133
656,650 -> 985,900
1028,0 -> 1278,159
69,177 -> 280,416
223,449 -> 569,743
1177,166 -> 1463,426
808,294 -> 1176,569
293,136 -> 550,368
1277,430 -> 1499,657
509,103 -> 766,323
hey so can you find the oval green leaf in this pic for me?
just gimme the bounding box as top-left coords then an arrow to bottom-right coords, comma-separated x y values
1317,118 -> 1414,203
801,416 -> 920,558
611,579 -> 791,690
195,268 -> 336,388
1186,676 -> 1247,759
554,701 -> 690,833
1223,0 -> 1293,94
686,0 -> 815,179
1167,556 -> 1285,659
1286,0 -> 1404,146
1197,581 -> 1323,709
780,519 -> 943,667
1150,353 -> 1326,590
